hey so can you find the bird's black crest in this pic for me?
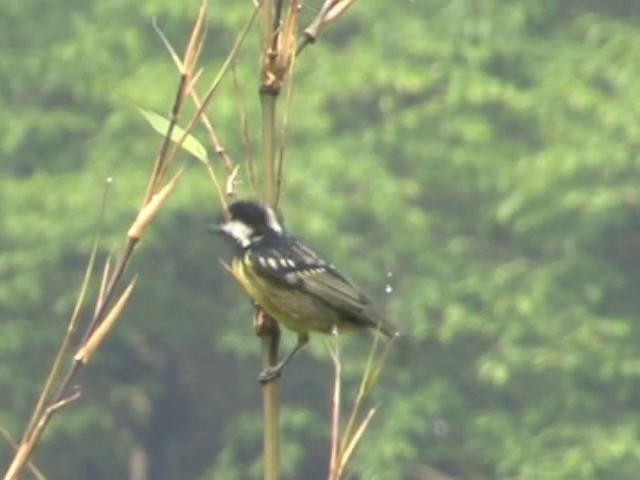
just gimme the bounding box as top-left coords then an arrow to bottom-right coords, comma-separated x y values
228,201 -> 268,227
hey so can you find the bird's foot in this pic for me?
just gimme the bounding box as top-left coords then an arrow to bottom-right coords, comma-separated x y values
258,366 -> 282,384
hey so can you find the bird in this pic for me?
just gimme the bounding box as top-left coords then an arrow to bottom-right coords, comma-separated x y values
213,200 -> 396,383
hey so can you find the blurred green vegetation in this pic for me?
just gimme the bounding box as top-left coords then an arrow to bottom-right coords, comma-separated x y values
3,0 -> 640,478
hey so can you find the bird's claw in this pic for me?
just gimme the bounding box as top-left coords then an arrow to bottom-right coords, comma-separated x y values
258,366 -> 282,384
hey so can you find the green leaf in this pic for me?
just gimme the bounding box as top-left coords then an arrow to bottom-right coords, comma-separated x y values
137,107 -> 208,163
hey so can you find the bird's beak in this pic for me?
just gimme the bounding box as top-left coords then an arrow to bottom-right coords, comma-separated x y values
207,223 -> 226,235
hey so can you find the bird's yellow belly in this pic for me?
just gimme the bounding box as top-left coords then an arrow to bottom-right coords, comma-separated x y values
231,257 -> 351,335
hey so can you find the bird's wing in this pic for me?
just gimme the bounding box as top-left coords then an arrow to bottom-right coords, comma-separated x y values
249,237 -> 393,335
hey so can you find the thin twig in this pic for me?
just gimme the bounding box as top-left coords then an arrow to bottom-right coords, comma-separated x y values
336,407 -> 377,478
0,426 -> 47,480
231,65 -> 256,194
189,89 -> 235,173
274,19 -> 298,207
328,338 -> 342,480
22,179 -> 109,442
3,389 -> 81,480
145,1 -> 208,202
4,9 -> 205,477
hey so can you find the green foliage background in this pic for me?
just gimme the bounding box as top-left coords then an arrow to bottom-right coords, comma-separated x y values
3,1 -> 640,478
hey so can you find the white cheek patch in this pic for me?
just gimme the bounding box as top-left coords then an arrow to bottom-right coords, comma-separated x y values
223,220 -> 253,247
265,207 -> 283,234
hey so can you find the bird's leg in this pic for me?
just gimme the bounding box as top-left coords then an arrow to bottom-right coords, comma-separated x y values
259,333 -> 309,383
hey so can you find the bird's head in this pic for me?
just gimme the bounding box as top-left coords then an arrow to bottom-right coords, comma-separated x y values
213,200 -> 284,248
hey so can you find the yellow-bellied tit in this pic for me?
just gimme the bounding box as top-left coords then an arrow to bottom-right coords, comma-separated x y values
213,200 -> 397,383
